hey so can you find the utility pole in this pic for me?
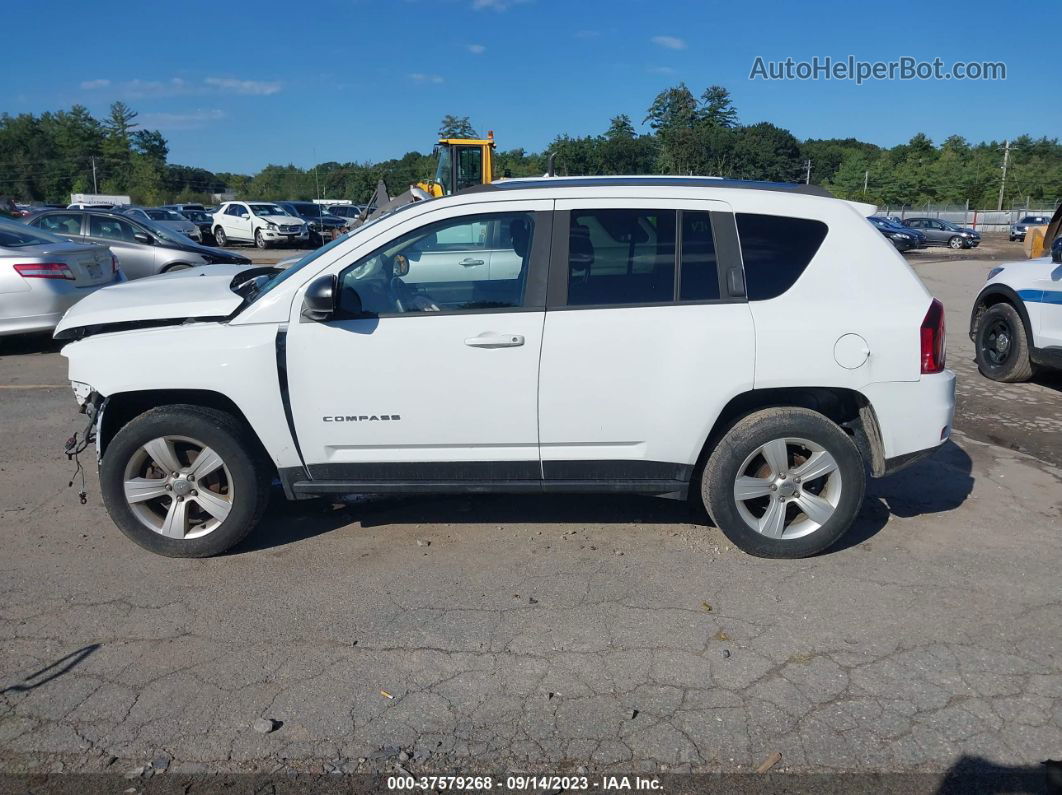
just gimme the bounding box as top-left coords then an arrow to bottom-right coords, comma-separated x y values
997,139 -> 1010,211
91,156 -> 98,193
863,170 -> 869,196
804,159 -> 812,184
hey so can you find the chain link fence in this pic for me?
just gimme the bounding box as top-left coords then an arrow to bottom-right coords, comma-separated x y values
876,201 -> 1060,232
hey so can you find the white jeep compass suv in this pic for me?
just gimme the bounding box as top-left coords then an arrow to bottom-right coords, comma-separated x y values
55,177 -> 955,559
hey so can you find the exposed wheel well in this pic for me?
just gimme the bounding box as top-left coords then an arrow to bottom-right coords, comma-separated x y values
693,387 -> 886,480
970,287 -> 1033,343
99,389 -> 275,476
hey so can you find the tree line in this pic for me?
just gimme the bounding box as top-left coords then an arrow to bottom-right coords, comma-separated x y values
2,87 -> 1060,210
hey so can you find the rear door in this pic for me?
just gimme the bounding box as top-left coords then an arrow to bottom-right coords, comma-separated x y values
537,198 -> 755,487
85,214 -> 157,280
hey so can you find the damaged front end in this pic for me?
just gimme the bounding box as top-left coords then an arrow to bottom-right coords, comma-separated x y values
64,385 -> 108,493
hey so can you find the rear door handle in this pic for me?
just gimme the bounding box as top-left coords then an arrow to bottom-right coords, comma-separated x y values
460,258 -> 485,266
464,333 -> 525,348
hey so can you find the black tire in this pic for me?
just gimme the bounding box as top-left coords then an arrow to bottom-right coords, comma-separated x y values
701,408 -> 866,559
99,405 -> 271,557
213,226 -> 227,247
162,262 -> 191,273
255,229 -> 268,249
948,235 -> 966,250
974,302 -> 1034,383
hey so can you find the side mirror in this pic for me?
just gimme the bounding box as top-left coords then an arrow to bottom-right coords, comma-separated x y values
133,231 -> 153,244
301,274 -> 337,322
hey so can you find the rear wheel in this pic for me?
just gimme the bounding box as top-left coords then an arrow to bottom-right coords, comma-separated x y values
99,405 -> 271,557
974,302 -> 1034,382
213,226 -> 227,247
701,408 -> 866,559
163,262 -> 191,273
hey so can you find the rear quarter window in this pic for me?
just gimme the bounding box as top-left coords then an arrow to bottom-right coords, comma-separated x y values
736,213 -> 828,301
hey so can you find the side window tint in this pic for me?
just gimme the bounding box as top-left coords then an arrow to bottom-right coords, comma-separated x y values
36,213 -> 82,236
567,209 -> 675,306
736,213 -> 827,301
89,216 -> 136,242
679,211 -> 719,301
338,212 -> 535,316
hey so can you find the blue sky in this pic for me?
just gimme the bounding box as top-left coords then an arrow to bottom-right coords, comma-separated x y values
6,0 -> 1059,174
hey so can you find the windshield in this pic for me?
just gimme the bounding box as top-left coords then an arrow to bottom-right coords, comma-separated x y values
146,209 -> 183,221
1020,216 -> 1047,224
0,218 -> 66,247
434,146 -> 453,195
184,210 -> 211,222
137,217 -> 194,245
940,220 -> 962,231
289,203 -> 322,216
246,200 -> 423,303
250,204 -> 286,217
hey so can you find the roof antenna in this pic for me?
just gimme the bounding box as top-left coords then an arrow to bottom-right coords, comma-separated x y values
546,152 -> 557,178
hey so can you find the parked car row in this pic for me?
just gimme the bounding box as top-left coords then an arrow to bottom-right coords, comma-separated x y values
0,208 -> 252,340
867,216 -> 926,251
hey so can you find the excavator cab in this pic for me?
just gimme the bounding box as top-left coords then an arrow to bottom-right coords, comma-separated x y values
420,131 -> 496,197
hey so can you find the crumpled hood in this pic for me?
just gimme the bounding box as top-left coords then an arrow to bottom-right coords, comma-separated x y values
54,264 -> 252,338
260,214 -> 305,227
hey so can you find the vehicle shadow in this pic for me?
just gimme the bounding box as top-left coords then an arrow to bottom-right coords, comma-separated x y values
238,441 -> 974,555
0,332 -> 63,356
935,754 -> 1056,794
0,644 -> 99,695
833,439 -> 974,552
1031,369 -> 1062,393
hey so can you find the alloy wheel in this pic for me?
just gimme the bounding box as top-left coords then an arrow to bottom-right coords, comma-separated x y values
122,435 -> 234,539
732,437 -> 843,540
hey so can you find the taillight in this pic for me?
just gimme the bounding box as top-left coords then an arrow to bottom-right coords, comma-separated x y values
13,262 -> 75,280
920,298 -> 946,374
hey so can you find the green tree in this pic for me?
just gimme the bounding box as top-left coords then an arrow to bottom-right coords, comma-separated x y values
605,114 -> 636,141
699,86 -> 738,128
644,83 -> 699,133
438,115 -> 478,139
100,101 -> 139,191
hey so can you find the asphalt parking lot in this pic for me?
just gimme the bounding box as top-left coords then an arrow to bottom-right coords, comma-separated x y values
0,247 -> 1059,784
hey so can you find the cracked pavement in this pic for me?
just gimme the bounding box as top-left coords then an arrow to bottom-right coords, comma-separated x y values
0,257 -> 1060,779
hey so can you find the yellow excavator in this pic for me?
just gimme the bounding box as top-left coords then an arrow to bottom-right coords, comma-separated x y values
416,131 -> 497,197
352,132 -> 498,228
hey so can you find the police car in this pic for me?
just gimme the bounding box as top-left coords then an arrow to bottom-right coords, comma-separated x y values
971,256 -> 1062,382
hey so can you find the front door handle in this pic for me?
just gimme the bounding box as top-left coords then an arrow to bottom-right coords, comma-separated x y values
460,258 -> 485,266
464,333 -> 525,348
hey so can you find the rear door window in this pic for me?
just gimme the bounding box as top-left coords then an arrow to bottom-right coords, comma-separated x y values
736,213 -> 827,301
679,211 -> 719,301
88,215 -> 138,242
34,212 -> 83,236
567,209 -> 676,306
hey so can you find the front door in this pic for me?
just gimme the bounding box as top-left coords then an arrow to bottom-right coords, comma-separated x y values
1035,262 -> 1062,348
84,214 -> 157,280
284,201 -> 552,483
537,199 -> 756,485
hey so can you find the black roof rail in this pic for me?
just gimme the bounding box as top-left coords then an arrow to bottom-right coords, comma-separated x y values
459,176 -> 835,199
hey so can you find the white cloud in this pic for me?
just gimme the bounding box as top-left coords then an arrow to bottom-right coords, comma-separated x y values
204,77 -> 282,95
472,0 -> 528,10
139,109 -> 226,130
651,35 -> 686,50
466,43 -> 486,54
80,79 -> 110,90
648,66 -> 676,75
409,73 -> 445,84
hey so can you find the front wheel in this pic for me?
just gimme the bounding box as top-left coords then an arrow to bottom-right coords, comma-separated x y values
100,405 -> 271,557
974,302 -> 1034,382
213,226 -> 228,247
949,235 -> 967,249
701,408 -> 866,559
255,229 -> 268,249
